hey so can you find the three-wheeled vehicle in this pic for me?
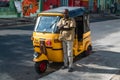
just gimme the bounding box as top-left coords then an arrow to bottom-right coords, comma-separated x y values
31,7 -> 92,74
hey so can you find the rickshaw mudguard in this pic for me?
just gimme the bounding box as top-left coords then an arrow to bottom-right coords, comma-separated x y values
33,54 -> 48,62
83,31 -> 92,51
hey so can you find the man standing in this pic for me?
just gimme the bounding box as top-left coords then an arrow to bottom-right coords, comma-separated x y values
57,9 -> 76,72
49,3 -> 53,9
110,3 -> 114,14
114,2 -> 117,14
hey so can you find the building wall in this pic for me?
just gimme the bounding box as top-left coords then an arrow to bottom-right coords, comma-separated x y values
1,0 -> 119,18
60,0 -> 68,6
68,0 -> 73,6
0,0 -> 17,18
82,0 -> 89,8
41,0 -> 98,12
42,0 -> 60,10
0,0 -> 40,18
22,0 -> 39,17
0,0 -> 99,18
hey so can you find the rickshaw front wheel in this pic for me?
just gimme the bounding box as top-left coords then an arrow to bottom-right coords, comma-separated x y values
35,60 -> 48,74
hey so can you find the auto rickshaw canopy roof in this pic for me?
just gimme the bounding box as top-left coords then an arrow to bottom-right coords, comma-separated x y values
42,7 -> 88,17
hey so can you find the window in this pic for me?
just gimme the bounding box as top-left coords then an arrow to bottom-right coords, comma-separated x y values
35,16 -> 60,33
0,0 -> 10,7
75,16 -> 84,41
84,15 -> 90,33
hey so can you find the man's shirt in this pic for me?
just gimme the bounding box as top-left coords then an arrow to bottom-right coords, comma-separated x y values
57,18 -> 76,41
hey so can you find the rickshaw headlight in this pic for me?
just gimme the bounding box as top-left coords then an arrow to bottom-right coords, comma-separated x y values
46,39 -> 52,46
33,52 -> 40,58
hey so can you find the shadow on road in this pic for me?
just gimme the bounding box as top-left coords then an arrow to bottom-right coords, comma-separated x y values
90,15 -> 120,23
0,29 -> 63,80
74,50 -> 120,75
0,24 -> 120,80
37,50 -> 120,80
0,34 -> 40,80
0,33 -> 90,80
0,26 -> 64,80
0,33 -> 120,80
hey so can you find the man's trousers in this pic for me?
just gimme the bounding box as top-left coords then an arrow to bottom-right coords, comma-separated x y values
62,40 -> 73,68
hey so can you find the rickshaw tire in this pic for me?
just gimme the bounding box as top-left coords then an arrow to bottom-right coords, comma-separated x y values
35,60 -> 48,74
83,45 -> 92,57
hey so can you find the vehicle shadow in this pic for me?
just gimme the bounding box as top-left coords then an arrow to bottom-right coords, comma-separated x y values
74,50 -> 120,75
37,50 -> 120,80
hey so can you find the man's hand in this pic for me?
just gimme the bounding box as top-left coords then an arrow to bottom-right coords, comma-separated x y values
58,23 -> 68,29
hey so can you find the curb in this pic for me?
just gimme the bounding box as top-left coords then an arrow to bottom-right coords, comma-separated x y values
0,23 -> 34,29
0,17 -> 35,28
90,13 -> 120,19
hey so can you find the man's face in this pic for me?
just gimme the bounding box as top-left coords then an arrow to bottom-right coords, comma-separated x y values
64,12 -> 69,19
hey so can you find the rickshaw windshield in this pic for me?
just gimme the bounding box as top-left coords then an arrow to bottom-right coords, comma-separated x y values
35,16 -> 60,33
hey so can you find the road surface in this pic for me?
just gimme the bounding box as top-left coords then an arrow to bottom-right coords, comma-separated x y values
0,18 -> 120,80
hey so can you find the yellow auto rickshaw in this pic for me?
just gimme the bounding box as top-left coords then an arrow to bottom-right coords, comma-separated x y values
31,7 -> 92,74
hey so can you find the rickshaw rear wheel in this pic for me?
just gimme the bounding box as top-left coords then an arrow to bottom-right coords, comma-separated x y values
35,60 -> 48,74
83,45 -> 92,57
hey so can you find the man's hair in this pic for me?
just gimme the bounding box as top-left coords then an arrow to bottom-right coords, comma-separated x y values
63,9 -> 69,14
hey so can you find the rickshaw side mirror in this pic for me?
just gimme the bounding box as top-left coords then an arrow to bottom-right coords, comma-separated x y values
31,36 -> 34,41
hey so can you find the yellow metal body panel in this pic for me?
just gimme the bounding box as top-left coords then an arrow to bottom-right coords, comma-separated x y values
73,31 -> 92,56
46,48 -> 63,62
33,54 -> 48,62
32,32 -> 64,62
32,8 -> 92,62
32,31 -> 92,62
32,32 -> 62,49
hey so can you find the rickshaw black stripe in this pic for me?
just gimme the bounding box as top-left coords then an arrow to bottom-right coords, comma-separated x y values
34,46 -> 62,50
46,47 -> 63,50
52,48 -> 63,50
34,46 -> 39,48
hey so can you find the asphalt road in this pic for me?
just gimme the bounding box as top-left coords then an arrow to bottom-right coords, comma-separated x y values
0,26 -> 38,80
0,26 -> 63,80
0,17 -> 120,80
0,18 -> 34,27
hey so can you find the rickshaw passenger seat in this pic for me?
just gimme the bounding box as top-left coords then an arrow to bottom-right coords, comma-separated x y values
76,21 -> 83,41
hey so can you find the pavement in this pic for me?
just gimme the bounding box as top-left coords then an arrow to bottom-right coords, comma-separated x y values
90,13 -> 120,22
90,13 -> 120,18
39,51 -> 120,80
0,13 -> 120,28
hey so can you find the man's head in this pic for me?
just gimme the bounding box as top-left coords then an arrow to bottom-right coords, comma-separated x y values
63,9 -> 69,19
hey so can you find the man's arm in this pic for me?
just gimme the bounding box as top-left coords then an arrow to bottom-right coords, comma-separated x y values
70,18 -> 76,28
57,19 -> 64,29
